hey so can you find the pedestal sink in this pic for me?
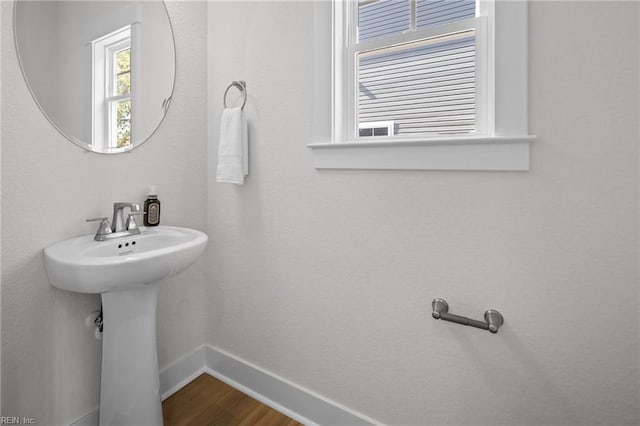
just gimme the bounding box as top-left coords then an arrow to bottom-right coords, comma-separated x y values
44,226 -> 208,425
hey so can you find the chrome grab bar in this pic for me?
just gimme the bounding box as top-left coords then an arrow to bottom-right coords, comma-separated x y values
432,298 -> 504,334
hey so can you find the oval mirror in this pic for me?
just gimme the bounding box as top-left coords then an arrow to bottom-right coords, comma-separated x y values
14,1 -> 176,154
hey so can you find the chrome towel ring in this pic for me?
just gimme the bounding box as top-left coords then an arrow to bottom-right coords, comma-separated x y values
223,80 -> 247,110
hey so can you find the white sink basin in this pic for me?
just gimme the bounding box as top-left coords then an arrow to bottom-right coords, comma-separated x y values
44,225 -> 207,294
43,225 -> 208,426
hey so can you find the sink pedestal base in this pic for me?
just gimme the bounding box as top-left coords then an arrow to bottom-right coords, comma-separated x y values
99,285 -> 163,426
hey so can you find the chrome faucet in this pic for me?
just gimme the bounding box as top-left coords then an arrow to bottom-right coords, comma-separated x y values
87,202 -> 144,241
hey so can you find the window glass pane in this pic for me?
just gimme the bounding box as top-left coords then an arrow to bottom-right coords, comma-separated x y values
114,48 -> 131,96
358,0 -> 410,42
116,48 -> 130,73
113,99 -> 131,147
357,30 -> 475,137
417,0 -> 476,28
117,72 -> 131,96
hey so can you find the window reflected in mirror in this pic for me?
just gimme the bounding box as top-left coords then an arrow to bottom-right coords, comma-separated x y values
92,26 -> 133,151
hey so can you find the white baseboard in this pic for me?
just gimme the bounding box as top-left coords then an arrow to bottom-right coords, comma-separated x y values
70,345 -> 377,426
203,346 -> 377,425
159,346 -> 207,400
70,409 -> 99,426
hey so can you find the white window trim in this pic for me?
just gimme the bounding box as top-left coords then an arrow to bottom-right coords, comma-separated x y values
309,0 -> 535,171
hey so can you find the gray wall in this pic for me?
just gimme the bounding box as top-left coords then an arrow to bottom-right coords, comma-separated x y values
206,1 -> 639,424
1,2 -> 208,424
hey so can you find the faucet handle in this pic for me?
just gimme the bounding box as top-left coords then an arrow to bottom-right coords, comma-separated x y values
112,202 -> 141,233
86,216 -> 109,222
86,217 -> 112,240
126,211 -> 144,232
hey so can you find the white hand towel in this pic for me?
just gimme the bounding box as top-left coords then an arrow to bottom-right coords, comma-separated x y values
216,107 -> 248,185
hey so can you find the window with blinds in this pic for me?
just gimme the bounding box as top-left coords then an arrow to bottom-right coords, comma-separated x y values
351,0 -> 481,139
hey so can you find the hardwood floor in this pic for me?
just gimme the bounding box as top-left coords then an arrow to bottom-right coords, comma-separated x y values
162,374 -> 303,426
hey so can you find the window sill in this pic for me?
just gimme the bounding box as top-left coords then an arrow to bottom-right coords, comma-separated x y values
307,135 -> 535,171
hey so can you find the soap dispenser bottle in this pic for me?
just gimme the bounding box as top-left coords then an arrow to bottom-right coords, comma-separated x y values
144,186 -> 161,226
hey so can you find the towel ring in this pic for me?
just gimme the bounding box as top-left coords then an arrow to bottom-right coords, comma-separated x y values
223,80 -> 247,110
